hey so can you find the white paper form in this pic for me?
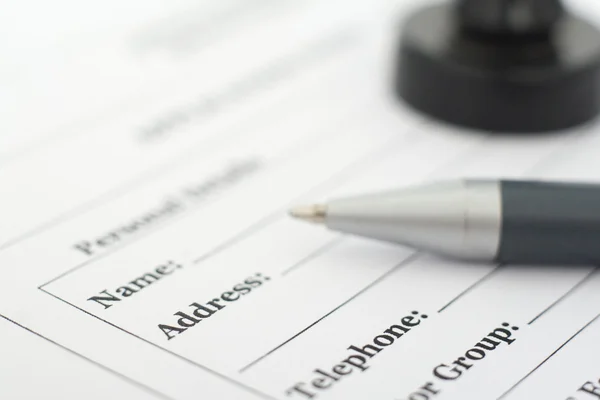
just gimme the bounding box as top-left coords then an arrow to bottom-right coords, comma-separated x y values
0,315 -> 164,399
1,0 -> 600,399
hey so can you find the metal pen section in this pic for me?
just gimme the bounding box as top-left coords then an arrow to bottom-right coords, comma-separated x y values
325,180 -> 502,260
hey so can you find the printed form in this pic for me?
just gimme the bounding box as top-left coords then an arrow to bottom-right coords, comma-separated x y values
1,0 -> 600,399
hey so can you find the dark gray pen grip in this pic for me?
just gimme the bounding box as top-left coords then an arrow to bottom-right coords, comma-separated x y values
498,180 -> 600,264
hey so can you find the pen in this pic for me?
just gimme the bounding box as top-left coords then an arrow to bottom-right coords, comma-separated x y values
289,180 -> 600,265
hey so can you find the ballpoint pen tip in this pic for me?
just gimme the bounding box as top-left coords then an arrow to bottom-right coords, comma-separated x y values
288,204 -> 327,224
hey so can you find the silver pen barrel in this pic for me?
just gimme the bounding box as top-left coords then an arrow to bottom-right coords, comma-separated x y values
323,180 -> 502,261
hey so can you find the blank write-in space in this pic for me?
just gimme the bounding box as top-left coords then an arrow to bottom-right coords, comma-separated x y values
238,253 -> 419,373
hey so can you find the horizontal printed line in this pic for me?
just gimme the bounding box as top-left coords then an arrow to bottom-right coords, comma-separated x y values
438,265 -> 504,313
528,267 -> 598,325
497,312 -> 600,400
38,287 -> 278,400
238,253 -> 419,373
281,236 -> 345,276
0,313 -> 175,400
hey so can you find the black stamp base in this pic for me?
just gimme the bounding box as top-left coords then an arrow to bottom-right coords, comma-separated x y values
395,3 -> 600,133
